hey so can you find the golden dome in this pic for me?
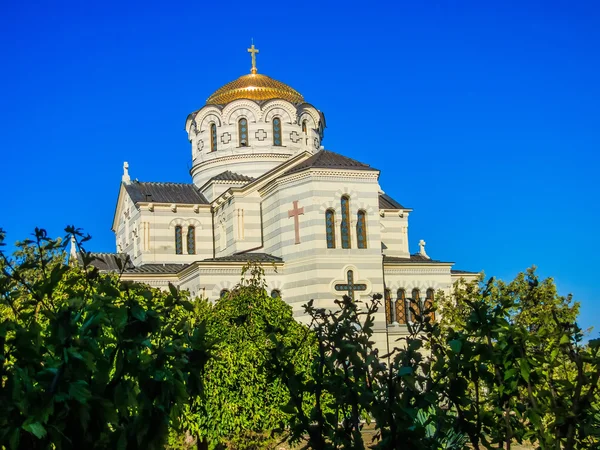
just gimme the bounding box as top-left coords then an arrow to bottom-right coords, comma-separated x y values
206,73 -> 304,105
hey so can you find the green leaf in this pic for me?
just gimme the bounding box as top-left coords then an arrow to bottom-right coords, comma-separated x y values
131,304 -> 147,322
22,422 -> 47,439
398,366 -> 413,376
449,339 -> 462,354
559,334 -> 570,345
520,359 -> 530,383
69,380 -> 92,404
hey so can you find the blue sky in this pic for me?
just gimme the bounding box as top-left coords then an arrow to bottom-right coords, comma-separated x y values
1,1 -> 598,333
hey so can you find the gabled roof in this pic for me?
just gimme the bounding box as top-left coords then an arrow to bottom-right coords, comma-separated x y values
210,170 -> 255,183
379,193 -> 407,210
126,264 -> 189,274
283,150 -> 377,176
384,254 -> 453,264
451,269 -> 480,275
201,253 -> 283,263
124,181 -> 208,205
82,253 -> 134,271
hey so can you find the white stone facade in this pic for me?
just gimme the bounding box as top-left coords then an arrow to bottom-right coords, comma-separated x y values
103,70 -> 478,352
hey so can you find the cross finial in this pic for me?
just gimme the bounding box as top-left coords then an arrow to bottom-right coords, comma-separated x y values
122,161 -> 131,184
247,42 -> 259,74
419,239 -> 430,259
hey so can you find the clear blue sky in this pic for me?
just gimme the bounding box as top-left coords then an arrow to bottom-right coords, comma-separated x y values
1,1 -> 598,333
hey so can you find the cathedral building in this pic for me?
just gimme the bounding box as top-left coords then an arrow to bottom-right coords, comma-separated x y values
93,45 -> 477,349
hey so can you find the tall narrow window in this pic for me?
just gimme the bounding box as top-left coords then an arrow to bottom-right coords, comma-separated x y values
397,289 -> 406,324
210,123 -> 217,152
175,225 -> 183,255
187,226 -> 195,255
325,209 -> 336,248
340,196 -> 351,249
426,288 -> 435,322
357,210 -> 367,249
273,117 -> 282,146
411,288 -> 420,321
385,289 -> 392,324
302,120 -> 307,134
239,118 -> 248,146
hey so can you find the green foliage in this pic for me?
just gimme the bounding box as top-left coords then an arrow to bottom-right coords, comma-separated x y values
271,269 -> 600,450
176,263 -> 314,449
0,227 -> 209,450
435,269 -> 600,450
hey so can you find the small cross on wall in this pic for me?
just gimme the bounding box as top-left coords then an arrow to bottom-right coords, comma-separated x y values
288,200 -> 304,244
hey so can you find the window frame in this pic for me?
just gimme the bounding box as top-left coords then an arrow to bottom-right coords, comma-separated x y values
210,123 -> 217,152
238,117 -> 248,147
187,225 -> 195,255
340,195 -> 351,249
175,225 -> 183,255
356,210 -> 367,249
325,209 -> 336,248
272,117 -> 282,146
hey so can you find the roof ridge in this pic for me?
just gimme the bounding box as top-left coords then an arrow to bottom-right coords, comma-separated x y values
134,181 -> 196,186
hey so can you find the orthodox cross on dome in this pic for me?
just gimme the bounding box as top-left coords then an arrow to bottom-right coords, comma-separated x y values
247,42 -> 259,74
334,270 -> 367,301
288,200 -> 304,244
419,239 -> 430,259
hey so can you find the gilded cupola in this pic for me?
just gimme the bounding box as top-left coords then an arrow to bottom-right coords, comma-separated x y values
206,44 -> 304,105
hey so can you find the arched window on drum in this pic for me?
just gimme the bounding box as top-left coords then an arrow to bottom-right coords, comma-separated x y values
210,123 -> 217,152
272,117 -> 282,146
239,118 -> 248,147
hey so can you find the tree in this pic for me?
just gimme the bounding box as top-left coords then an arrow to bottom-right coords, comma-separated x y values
0,227 -> 209,450
434,268 -> 600,449
176,263 -> 314,450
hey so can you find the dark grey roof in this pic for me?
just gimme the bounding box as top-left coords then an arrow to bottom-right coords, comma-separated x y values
202,253 -> 283,263
84,253 -> 134,271
210,170 -> 254,183
124,181 -> 208,205
384,254 -> 453,264
283,150 -> 377,176
126,264 -> 189,274
451,269 -> 480,275
379,193 -> 407,210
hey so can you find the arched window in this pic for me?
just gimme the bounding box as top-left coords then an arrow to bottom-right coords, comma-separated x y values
175,225 -> 183,255
411,288 -> 420,321
385,289 -> 392,324
187,226 -> 195,255
396,289 -> 406,324
426,288 -> 435,322
340,195 -> 351,249
325,209 -> 336,248
271,289 -> 281,299
219,289 -> 230,299
302,120 -> 307,134
273,117 -> 282,146
210,123 -> 217,152
357,210 -> 367,249
239,118 -> 248,147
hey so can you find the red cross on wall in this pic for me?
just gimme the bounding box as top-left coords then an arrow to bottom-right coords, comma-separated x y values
288,200 -> 304,244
